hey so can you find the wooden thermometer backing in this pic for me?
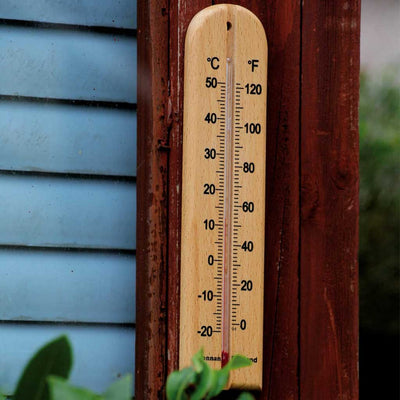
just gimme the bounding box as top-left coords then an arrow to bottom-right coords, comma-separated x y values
180,4 -> 267,390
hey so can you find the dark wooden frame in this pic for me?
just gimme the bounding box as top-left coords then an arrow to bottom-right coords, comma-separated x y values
136,1 -> 360,399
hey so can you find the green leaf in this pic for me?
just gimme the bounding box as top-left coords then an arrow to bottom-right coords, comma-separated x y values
166,367 -> 196,400
191,348 -> 205,373
14,335 -> 73,400
103,375 -> 132,400
204,368 -> 229,399
47,377 -> 100,400
224,355 -> 252,371
190,360 -> 213,400
0,394 -> 6,400
205,355 -> 252,399
237,392 -> 255,400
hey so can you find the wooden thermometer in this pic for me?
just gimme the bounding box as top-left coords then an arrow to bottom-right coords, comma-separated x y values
180,4 -> 267,389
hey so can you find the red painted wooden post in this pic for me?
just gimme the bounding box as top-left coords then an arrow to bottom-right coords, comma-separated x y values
136,1 -> 169,398
300,1 -> 360,399
167,4 -> 302,398
211,1 -> 302,399
136,0 -> 360,398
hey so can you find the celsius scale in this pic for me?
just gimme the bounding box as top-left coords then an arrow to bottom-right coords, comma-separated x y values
179,4 -> 267,390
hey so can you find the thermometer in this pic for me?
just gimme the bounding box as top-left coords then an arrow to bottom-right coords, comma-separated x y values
179,4 -> 267,389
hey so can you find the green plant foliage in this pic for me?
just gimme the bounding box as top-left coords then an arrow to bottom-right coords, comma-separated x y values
190,355 -> 213,400
166,349 -> 254,400
1,335 -> 133,400
47,375 -> 132,400
236,393 -> 255,400
203,368 -> 229,400
13,335 -> 73,400
102,375 -> 133,400
359,67 -> 400,335
48,377 -> 100,400
166,367 -> 196,400
224,355 -> 253,371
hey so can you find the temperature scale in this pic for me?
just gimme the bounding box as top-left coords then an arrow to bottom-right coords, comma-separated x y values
179,4 -> 267,389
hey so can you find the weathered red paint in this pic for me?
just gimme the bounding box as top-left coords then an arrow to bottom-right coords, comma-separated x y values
300,1 -> 360,399
136,1 -> 169,399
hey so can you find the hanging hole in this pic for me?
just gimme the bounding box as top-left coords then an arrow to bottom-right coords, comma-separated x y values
227,21 -> 232,30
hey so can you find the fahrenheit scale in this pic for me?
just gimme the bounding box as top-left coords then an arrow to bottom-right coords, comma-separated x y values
180,4 -> 267,389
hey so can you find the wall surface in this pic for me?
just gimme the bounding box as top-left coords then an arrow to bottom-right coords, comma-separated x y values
0,0 -> 137,394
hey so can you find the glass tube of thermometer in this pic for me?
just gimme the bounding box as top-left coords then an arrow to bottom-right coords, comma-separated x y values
180,4 -> 267,390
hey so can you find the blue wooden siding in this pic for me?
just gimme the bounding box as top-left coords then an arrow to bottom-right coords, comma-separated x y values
0,0 -> 137,28
0,27 -> 137,103
0,250 -> 136,323
0,1 -> 137,395
0,103 -> 137,176
0,175 -> 136,249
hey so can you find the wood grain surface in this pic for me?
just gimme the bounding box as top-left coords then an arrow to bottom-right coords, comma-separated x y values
169,1 -> 302,398
179,5 -> 267,389
300,1 -> 360,399
136,0 -> 359,398
136,0 -> 169,398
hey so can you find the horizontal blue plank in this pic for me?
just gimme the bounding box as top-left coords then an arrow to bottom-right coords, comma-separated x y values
0,26 -> 137,102
0,175 -> 136,249
0,102 -> 136,176
0,325 -> 135,394
0,249 -> 135,323
0,0 -> 137,29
